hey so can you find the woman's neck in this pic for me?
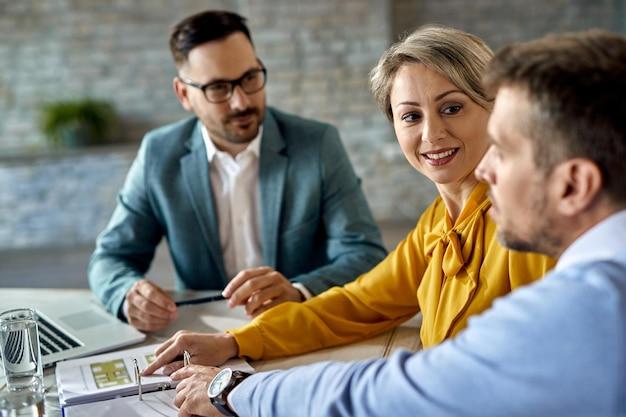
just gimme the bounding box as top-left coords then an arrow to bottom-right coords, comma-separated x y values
436,176 -> 480,224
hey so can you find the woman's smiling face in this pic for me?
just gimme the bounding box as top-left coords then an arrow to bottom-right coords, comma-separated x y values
390,63 -> 490,188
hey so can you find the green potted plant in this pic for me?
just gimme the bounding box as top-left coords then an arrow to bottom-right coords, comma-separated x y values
39,99 -> 118,147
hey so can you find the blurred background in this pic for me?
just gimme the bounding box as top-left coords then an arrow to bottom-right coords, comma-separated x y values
1,0 -> 625,288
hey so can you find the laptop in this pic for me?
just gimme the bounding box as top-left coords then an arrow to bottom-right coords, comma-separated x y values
28,299 -> 145,368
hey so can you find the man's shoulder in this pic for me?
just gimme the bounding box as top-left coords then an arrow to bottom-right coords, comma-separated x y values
559,253 -> 626,288
267,107 -> 336,140
504,253 -> 626,319
136,117 -> 198,172
466,253 -> 626,351
142,116 -> 198,150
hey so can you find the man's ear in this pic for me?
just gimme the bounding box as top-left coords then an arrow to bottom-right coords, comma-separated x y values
552,159 -> 603,216
173,77 -> 193,112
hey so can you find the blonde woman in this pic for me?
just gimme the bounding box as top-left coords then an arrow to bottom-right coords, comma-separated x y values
144,26 -> 555,376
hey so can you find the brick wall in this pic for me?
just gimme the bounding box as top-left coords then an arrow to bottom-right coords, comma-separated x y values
0,149 -> 134,250
393,0 -> 624,47
0,0 -> 623,249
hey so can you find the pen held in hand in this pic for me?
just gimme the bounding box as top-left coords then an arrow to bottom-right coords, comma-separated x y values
174,293 -> 226,306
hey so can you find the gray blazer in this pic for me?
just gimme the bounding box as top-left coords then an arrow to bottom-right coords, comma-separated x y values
89,107 -> 387,318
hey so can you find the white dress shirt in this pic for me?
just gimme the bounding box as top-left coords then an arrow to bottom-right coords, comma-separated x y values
201,125 -> 311,298
201,125 -> 264,280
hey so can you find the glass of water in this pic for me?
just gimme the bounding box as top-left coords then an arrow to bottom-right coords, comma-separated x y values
0,389 -> 45,417
0,308 -> 43,397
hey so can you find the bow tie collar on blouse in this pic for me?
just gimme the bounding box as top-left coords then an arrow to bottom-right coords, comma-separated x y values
418,183 -> 491,347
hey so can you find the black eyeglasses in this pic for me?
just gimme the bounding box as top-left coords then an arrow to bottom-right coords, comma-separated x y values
178,68 -> 267,103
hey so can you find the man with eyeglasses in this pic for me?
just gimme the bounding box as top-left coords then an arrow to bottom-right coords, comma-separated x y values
88,10 -> 386,331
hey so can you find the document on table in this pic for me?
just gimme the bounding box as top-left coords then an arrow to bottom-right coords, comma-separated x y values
64,390 -> 178,417
56,343 -> 171,406
56,343 -> 254,407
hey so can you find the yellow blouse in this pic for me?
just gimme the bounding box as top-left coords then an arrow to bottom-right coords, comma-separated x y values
228,183 -> 555,359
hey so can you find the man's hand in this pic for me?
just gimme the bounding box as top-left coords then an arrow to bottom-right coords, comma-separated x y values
223,266 -> 304,317
142,331 -> 238,376
173,365 -> 222,417
125,279 -> 177,332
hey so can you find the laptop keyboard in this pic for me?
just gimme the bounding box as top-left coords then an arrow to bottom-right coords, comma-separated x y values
36,315 -> 82,357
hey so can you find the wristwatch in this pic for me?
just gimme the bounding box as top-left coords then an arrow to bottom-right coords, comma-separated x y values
207,368 -> 252,417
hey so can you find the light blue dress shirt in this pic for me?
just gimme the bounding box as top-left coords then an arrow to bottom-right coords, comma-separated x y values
231,210 -> 626,417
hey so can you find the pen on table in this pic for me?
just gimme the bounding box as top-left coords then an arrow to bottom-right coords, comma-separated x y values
174,293 -> 226,306
183,350 -> 191,367
133,358 -> 142,401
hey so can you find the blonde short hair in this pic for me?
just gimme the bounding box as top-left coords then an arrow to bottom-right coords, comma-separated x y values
370,25 -> 494,120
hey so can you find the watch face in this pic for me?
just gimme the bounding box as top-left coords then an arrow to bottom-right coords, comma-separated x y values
208,368 -> 233,398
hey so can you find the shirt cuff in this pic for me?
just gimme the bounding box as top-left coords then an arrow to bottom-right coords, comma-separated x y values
121,299 -> 130,320
228,372 -> 276,417
292,282 -> 313,300
226,379 -> 246,416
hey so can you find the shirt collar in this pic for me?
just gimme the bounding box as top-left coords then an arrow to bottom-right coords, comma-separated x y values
556,209 -> 626,271
200,123 -> 263,162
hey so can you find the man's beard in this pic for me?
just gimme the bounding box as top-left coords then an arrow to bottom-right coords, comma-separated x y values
222,107 -> 263,144
495,190 -> 562,257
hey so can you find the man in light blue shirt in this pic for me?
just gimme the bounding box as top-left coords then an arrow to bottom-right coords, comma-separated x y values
171,30 -> 626,417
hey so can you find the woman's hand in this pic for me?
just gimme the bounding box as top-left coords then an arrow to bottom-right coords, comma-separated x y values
142,331 -> 238,376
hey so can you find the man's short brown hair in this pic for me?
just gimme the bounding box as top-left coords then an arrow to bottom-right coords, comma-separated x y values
484,30 -> 626,205
169,10 -> 252,67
